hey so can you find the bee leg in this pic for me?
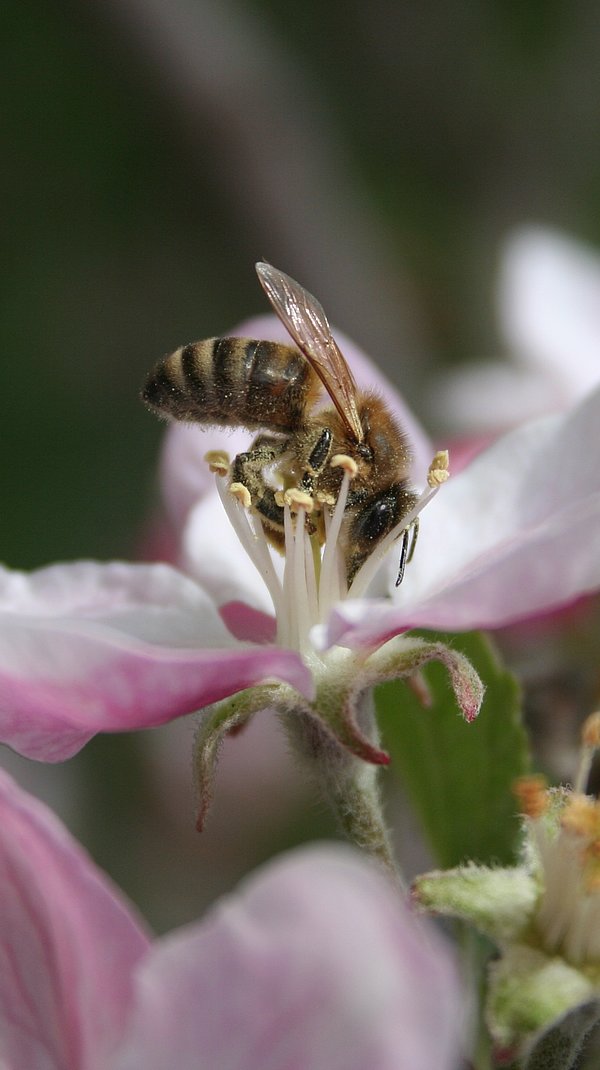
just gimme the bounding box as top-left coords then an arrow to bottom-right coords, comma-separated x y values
394,528 -> 411,588
406,518 -> 419,564
394,519 -> 419,587
300,428 -> 333,495
231,435 -> 288,550
231,435 -> 286,493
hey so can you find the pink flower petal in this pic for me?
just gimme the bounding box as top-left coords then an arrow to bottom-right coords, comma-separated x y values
112,845 -> 466,1070
321,385 -> 600,647
0,562 -> 312,761
0,769 -> 149,1070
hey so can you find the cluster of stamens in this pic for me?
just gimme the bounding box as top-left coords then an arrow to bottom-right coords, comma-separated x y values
204,448 -> 448,657
514,712 -> 600,965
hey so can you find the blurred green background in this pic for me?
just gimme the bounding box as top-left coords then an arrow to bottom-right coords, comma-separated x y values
2,0 -> 600,929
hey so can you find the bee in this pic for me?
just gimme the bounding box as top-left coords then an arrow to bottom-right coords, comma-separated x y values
142,262 -> 419,585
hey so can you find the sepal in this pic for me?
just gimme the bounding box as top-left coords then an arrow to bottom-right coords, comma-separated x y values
193,684 -> 280,830
488,946 -> 599,1061
413,863 -> 538,945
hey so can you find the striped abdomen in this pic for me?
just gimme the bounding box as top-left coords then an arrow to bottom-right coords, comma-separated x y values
142,337 -> 315,431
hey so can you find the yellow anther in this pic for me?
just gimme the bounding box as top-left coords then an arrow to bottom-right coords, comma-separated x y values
330,454 -> 358,477
513,775 -> 549,819
561,795 -> 600,841
427,450 -> 450,488
582,712 -> 600,750
284,488 -> 315,514
204,450 -> 230,477
229,482 -> 252,509
583,866 -> 600,893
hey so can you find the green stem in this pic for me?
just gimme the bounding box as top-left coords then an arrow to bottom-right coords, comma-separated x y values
281,696 -> 403,886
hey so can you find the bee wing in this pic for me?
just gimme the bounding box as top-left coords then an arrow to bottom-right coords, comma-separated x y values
256,261 -> 364,442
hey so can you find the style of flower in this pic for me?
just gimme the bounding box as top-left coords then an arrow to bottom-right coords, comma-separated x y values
432,226 -> 600,433
413,713 -> 600,1060
0,768 -> 466,1070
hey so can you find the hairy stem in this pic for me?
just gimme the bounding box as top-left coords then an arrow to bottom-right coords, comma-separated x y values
281,695 -> 403,887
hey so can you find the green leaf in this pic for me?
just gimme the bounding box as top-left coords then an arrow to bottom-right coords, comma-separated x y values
375,630 -> 530,868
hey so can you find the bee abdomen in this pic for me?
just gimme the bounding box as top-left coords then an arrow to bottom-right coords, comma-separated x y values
142,337 -> 313,431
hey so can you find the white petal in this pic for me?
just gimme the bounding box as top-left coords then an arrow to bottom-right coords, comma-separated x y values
182,492 -> 279,615
431,360 -> 565,434
500,226 -> 600,399
398,384 -> 600,628
322,386 -> 600,646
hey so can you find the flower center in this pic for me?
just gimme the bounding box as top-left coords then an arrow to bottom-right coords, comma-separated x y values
515,712 -> 600,966
205,448 -> 448,657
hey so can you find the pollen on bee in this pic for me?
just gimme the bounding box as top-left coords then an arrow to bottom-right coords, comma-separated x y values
427,450 -> 450,488
330,453 -> 358,477
204,450 -> 230,477
229,482 -> 252,509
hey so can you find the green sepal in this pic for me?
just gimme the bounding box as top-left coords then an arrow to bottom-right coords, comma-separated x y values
413,863 -> 538,945
193,684 -> 279,830
313,635 -> 485,767
488,946 -> 597,1059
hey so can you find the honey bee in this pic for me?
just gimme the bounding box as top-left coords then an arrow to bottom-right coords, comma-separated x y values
142,262 -> 419,584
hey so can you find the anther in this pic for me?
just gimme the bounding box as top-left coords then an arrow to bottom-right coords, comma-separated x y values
229,482 -> 252,509
513,775 -> 549,820
427,450 -> 450,488
330,454 -> 358,477
582,712 -> 600,750
561,795 -> 600,840
204,450 -> 230,477
284,488 -> 315,514
574,711 -> 600,793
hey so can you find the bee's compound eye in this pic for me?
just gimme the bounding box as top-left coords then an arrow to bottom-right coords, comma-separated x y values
351,492 -> 397,544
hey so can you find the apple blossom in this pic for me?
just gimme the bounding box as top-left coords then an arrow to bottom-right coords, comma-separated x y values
432,226 -> 600,434
2,306 -> 600,867
413,713 -> 600,1061
0,769 -> 467,1070
0,315 -> 484,873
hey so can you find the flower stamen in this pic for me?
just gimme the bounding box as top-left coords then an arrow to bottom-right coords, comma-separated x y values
229,482 -> 252,509
349,451 -> 450,599
204,450 -> 230,477
574,711 -> 600,793
428,449 -> 450,488
208,445 -> 448,655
